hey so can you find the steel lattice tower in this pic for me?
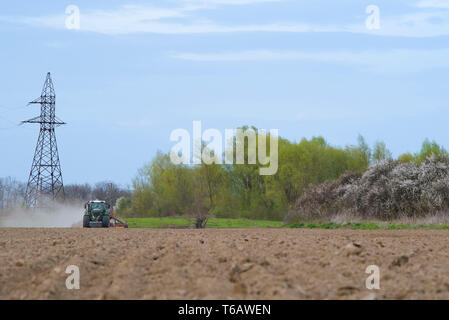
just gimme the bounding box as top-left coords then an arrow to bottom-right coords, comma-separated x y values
22,72 -> 66,207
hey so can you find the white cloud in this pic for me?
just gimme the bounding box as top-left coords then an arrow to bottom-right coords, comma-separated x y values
181,0 -> 281,5
6,3 -> 335,36
348,10 -> 449,37
171,48 -> 449,73
2,2 -> 449,37
13,4 -> 192,34
415,0 -> 449,8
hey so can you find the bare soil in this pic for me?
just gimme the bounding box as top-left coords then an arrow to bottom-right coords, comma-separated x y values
0,228 -> 448,300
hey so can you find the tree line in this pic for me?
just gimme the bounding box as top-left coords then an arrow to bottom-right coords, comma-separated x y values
3,133 -> 445,222
116,133 -> 446,221
0,180 -> 130,211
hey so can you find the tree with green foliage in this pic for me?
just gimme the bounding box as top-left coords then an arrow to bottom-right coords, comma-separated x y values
122,131 -> 378,220
372,141 -> 393,162
119,130 -> 448,222
414,139 -> 448,164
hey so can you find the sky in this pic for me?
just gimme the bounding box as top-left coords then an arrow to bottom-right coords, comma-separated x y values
0,0 -> 448,186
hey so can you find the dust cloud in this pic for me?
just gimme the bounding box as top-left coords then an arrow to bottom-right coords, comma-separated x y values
0,202 -> 83,228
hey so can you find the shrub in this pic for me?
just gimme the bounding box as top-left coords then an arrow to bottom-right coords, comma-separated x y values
284,171 -> 361,221
287,155 -> 449,221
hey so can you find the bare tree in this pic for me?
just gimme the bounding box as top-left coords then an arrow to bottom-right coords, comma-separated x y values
190,188 -> 209,229
64,183 -> 92,203
92,181 -> 131,206
0,177 -> 25,210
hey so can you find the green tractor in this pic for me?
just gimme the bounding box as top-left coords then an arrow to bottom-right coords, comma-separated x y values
83,200 -> 128,228
83,200 -> 111,228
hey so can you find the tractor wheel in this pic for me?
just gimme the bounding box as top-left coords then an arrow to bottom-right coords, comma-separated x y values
83,215 -> 90,228
102,215 -> 110,228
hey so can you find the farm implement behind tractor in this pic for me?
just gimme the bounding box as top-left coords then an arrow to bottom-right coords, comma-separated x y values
83,200 -> 128,228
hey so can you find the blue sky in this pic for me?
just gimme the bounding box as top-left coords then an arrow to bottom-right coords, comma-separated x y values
0,0 -> 448,186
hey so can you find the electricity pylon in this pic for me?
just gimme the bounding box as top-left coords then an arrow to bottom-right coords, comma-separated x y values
22,72 -> 65,207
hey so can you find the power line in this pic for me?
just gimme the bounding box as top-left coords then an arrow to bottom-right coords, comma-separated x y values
0,114 -> 20,130
0,103 -> 28,113
0,104 -> 29,129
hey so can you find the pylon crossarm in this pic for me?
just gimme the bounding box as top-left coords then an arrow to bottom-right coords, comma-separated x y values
22,120 -> 66,125
21,116 -> 41,124
27,97 -> 44,105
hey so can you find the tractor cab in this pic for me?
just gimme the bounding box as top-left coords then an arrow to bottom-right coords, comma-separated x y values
83,200 -> 111,228
86,201 -> 110,218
